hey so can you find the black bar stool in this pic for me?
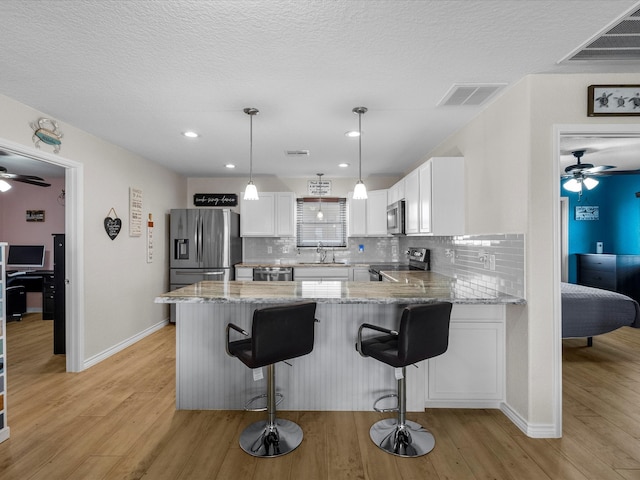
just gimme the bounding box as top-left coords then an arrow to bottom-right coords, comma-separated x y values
356,302 -> 452,457
226,301 -> 318,457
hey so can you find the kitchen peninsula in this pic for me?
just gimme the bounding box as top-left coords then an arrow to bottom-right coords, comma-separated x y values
156,274 -> 524,412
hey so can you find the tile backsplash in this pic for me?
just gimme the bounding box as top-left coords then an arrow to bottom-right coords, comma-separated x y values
242,233 -> 525,298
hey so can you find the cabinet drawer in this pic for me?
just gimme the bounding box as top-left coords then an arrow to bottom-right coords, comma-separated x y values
578,255 -> 616,271
578,269 -> 617,290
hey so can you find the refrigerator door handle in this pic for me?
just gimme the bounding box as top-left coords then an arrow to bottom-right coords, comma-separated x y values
203,271 -> 224,276
197,214 -> 202,264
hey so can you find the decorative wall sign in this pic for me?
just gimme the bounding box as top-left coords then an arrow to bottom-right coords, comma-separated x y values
26,210 -> 45,222
129,187 -> 143,237
588,85 -> 640,116
146,213 -> 154,263
30,118 -> 63,153
575,205 -> 599,220
308,179 -> 331,196
193,193 -> 238,207
104,207 -> 122,240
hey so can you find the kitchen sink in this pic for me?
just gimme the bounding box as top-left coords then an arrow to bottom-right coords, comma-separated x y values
297,261 -> 348,265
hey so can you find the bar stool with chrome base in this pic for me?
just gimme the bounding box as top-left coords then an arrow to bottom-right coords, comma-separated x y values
226,301 -> 318,457
356,302 -> 452,457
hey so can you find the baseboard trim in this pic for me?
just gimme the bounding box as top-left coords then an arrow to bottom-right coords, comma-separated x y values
83,319 -> 169,370
500,402 -> 560,438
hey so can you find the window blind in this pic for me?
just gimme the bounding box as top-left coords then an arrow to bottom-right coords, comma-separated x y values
296,198 -> 347,247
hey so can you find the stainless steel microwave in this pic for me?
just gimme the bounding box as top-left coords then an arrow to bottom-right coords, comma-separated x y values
387,200 -> 405,235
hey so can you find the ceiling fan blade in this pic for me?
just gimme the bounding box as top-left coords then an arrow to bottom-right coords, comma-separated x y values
3,173 -> 51,187
593,169 -> 640,176
583,165 -> 616,173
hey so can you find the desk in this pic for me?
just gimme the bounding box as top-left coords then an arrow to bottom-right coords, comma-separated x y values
6,270 -> 55,319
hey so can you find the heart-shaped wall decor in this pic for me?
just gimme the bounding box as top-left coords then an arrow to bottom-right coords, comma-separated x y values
104,216 -> 122,240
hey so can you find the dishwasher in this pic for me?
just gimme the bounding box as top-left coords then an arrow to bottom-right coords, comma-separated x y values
253,266 -> 294,281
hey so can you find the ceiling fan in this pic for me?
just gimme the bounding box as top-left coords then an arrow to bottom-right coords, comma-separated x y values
0,165 -> 51,188
561,149 -> 640,198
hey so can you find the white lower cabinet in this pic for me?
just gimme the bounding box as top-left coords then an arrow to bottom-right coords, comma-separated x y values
426,304 -> 504,408
235,267 -> 253,281
294,267 -> 350,281
351,267 -> 370,281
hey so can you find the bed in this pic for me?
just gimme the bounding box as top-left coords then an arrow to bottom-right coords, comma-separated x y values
562,282 -> 640,345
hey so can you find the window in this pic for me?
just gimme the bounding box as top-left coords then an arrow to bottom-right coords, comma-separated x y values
296,198 -> 347,247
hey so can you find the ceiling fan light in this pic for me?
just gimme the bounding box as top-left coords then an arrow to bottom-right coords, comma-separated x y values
563,178 -> 582,192
0,179 -> 11,192
353,180 -> 368,199
583,177 -> 599,190
244,181 -> 259,200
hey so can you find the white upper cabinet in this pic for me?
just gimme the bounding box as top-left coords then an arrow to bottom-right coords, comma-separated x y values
240,192 -> 295,237
387,178 -> 405,205
348,189 -> 388,237
418,157 -> 465,235
404,168 -> 420,234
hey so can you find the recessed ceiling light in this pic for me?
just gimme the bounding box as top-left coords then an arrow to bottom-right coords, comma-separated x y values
345,131 -> 360,137
183,131 -> 199,138
338,163 -> 350,168
225,164 -> 236,169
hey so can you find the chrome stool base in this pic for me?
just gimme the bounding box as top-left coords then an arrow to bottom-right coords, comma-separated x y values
239,418 -> 304,457
369,418 -> 435,457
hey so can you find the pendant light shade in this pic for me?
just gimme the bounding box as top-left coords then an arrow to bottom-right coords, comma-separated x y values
352,106 -> 368,200
316,173 -> 324,220
563,175 -> 599,194
0,179 -> 12,192
243,107 -> 259,201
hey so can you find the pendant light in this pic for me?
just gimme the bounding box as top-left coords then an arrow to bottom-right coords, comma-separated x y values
243,107 -> 259,200
352,106 -> 368,199
316,173 -> 324,220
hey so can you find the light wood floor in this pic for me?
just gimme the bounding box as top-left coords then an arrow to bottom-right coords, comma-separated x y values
2,315 -> 640,479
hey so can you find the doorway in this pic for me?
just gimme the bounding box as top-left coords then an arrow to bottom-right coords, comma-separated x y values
554,123 -> 640,437
0,137 -> 84,372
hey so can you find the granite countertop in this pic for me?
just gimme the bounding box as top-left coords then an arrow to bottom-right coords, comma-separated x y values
156,271 -> 525,305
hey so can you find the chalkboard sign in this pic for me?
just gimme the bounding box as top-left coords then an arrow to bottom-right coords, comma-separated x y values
193,193 -> 238,207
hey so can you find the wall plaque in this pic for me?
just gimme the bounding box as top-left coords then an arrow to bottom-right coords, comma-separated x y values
193,193 -> 238,207
575,206 -> 599,221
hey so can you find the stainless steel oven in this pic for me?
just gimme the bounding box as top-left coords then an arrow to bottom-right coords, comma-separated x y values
387,200 -> 405,235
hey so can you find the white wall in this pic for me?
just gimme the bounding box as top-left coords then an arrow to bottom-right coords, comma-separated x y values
424,72 -> 640,433
0,93 -> 187,363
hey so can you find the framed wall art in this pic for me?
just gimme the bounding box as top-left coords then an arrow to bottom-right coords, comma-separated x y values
588,85 -> 640,116
575,205 -> 599,221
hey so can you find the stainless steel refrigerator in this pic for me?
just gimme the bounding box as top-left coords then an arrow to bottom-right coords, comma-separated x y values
169,209 -> 241,320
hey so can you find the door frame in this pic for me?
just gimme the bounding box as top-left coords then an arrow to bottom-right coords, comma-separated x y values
0,137 -> 84,372
553,123 -> 640,436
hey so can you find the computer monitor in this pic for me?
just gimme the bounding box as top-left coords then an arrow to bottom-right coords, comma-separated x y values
7,245 -> 46,269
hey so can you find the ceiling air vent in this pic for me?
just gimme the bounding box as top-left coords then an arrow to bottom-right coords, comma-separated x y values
438,83 -> 506,107
563,6 -> 640,62
285,149 -> 310,157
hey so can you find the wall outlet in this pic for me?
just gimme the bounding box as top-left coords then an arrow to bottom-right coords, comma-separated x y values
267,246 -> 272,254
391,245 -> 398,256
358,244 -> 364,253
282,246 -> 289,254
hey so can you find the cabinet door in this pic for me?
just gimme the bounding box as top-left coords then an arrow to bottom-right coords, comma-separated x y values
240,193 -> 275,236
348,192 -> 367,236
430,157 -> 465,235
418,162 -> 432,234
404,168 -> 420,234
275,192 -> 295,237
366,189 -> 388,236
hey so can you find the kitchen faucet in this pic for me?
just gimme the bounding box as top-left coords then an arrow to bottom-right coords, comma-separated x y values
317,242 -> 327,263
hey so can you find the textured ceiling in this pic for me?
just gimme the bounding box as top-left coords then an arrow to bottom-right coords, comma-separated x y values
1,0 -> 640,181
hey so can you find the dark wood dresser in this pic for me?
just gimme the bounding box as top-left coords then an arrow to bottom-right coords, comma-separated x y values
576,254 -> 640,303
